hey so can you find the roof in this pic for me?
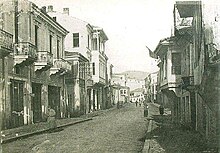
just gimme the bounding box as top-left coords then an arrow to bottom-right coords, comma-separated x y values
130,88 -> 144,93
91,25 -> 108,41
154,36 -> 176,56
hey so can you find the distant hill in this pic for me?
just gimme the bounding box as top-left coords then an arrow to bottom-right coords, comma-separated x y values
117,71 -> 149,80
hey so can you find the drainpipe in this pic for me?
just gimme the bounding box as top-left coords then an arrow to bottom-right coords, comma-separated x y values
14,0 -> 18,44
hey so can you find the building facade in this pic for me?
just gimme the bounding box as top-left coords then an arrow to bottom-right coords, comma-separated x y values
154,0 -> 220,146
48,7 -> 109,112
0,0 -> 70,129
47,6 -> 93,114
144,71 -> 159,103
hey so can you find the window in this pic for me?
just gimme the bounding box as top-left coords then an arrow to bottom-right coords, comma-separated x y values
124,90 -> 126,94
49,35 -> 53,54
35,25 -> 38,48
92,63 -> 95,75
87,35 -> 90,48
92,38 -> 97,50
164,55 -> 167,79
57,38 -> 60,59
120,90 -> 123,95
52,17 -> 56,21
172,53 -> 181,75
73,33 -> 79,47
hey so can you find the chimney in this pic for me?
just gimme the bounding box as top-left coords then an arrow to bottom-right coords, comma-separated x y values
41,6 -> 46,13
48,5 -> 53,12
63,8 -> 69,15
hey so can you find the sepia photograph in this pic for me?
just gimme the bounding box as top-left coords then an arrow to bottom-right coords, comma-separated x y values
0,0 -> 219,152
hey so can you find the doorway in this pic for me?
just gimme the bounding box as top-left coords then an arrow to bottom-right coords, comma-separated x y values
10,80 -> 24,128
32,83 -> 42,123
48,86 -> 61,118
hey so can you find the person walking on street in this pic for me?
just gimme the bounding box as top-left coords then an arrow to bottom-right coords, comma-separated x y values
135,99 -> 138,107
144,103 -> 149,117
159,105 -> 164,115
139,99 -> 141,107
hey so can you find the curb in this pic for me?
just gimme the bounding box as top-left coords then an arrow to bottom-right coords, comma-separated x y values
142,120 -> 153,153
2,118 -> 92,144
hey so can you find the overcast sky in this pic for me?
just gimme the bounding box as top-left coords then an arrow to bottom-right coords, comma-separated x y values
30,0 -> 175,73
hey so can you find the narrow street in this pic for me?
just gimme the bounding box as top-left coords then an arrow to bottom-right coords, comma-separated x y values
2,103 -> 149,153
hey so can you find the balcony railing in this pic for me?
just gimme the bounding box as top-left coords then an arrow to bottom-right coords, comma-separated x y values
0,29 -> 13,50
37,51 -> 53,65
53,58 -> 72,71
15,42 -> 37,58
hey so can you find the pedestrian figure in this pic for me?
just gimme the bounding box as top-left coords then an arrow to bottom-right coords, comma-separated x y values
117,101 -> 120,109
135,100 -> 138,107
139,99 -> 141,107
159,105 -> 164,115
144,104 -> 149,117
47,107 -> 57,132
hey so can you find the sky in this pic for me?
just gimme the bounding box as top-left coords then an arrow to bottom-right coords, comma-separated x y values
30,0 -> 175,73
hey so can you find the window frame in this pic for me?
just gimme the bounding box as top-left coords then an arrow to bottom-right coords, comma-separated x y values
73,33 -> 79,48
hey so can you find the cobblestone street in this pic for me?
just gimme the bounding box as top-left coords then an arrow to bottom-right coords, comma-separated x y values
2,103 -> 148,153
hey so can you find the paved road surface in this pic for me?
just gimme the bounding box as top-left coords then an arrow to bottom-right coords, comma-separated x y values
2,103 -> 149,153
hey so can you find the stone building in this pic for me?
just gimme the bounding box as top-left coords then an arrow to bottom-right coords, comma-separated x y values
47,6 -> 93,114
47,6 -> 109,112
0,0 -> 70,129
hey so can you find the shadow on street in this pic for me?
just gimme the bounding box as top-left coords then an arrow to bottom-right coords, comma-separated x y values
144,114 -> 218,153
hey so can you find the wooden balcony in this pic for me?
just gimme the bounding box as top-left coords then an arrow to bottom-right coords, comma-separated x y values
0,29 -> 13,58
50,58 -> 72,76
173,2 -> 194,39
34,51 -> 53,72
14,42 -> 37,66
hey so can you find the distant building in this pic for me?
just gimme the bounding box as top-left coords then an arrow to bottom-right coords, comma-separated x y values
144,71 -> 158,103
112,73 -> 144,91
112,85 -> 130,105
130,88 -> 145,103
111,74 -> 127,87
126,78 -> 145,91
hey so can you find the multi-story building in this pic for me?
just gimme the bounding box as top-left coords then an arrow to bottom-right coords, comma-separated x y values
154,36 -> 182,118
91,26 -> 109,110
144,71 -> 159,103
173,0 -> 197,128
130,88 -> 144,103
106,63 -> 114,108
154,0 -> 219,147
0,25 -> 14,132
112,84 -> 130,105
174,0 -> 220,145
47,6 -> 93,114
112,74 -> 127,87
111,74 -> 130,105
47,6 -> 109,112
0,0 -> 70,129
